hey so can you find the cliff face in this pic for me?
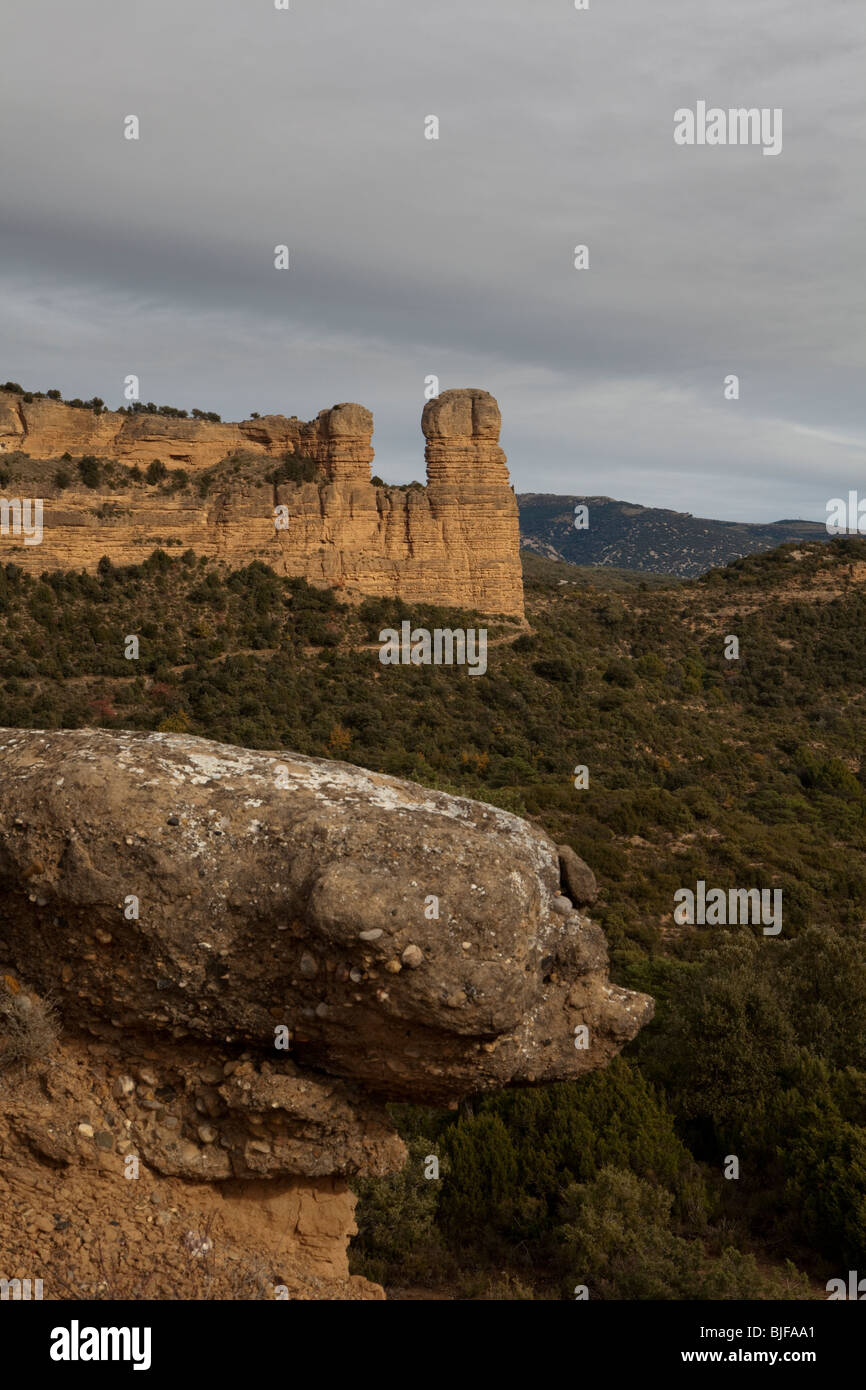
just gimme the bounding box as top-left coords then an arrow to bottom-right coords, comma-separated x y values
0,388 -> 524,617
0,728 -> 653,1298
0,394 -> 372,472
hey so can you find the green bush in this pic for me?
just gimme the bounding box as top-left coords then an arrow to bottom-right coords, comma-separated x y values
532,658 -> 583,684
270,454 -> 319,486
146,459 -> 168,485
556,1168 -> 808,1300
78,455 -> 101,488
350,1132 -> 450,1285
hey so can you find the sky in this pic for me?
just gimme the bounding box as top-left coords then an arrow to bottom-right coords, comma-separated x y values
2,0 -> 864,522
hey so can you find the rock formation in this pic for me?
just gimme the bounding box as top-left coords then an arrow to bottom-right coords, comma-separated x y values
0,387 -> 524,617
0,393 -> 375,474
0,727 -> 652,1298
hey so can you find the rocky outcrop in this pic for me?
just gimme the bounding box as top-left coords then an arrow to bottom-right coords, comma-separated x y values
558,844 -> 598,906
422,388 -> 510,486
0,394 -> 375,474
0,388 -> 524,616
0,727 -> 652,1297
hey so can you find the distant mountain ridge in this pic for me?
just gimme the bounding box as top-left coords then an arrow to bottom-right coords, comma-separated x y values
517,493 -> 831,578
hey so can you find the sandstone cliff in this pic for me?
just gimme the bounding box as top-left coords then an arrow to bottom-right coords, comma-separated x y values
0,388 -> 524,617
0,393 -> 373,474
0,728 -> 652,1299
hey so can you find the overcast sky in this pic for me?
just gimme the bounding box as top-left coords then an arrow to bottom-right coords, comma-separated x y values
2,0 -> 864,521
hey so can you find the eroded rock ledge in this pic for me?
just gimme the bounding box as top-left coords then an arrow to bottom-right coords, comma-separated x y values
0,728 -> 652,1297
0,386 -> 525,617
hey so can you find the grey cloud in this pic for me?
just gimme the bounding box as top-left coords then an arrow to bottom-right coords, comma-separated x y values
1,0 -> 863,522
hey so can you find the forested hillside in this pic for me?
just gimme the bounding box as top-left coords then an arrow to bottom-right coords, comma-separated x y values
2,537 -> 865,1297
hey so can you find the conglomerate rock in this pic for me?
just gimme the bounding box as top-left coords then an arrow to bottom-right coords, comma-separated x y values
0,727 -> 651,1109
0,727 -> 652,1295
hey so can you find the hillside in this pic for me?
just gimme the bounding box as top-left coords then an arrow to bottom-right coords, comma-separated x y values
1,534 -> 865,1296
518,492 -> 832,577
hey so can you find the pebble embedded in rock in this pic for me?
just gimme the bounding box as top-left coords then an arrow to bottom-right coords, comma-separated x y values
94,1131 -> 114,1151
551,895 -> 573,915
197,1125 -> 218,1144
77,1123 -> 94,1138
299,953 -> 318,979
401,945 -> 423,969
358,929 -> 383,942
385,958 -> 402,974
166,815 -> 180,826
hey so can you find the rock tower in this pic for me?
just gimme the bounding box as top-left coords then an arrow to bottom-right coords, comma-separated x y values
0,387 -> 525,617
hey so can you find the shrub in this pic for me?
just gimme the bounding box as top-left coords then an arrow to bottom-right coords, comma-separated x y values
351,1134 -> 450,1286
532,658 -> 583,684
270,455 -> 318,486
437,1063 -> 698,1256
642,936 -> 799,1141
635,652 -> 666,679
555,1167 -> 808,1300
78,455 -> 101,488
439,1113 -> 519,1248
603,658 -> 637,687
0,976 -> 60,1076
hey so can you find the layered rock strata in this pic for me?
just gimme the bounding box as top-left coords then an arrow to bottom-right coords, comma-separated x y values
0,388 -> 524,616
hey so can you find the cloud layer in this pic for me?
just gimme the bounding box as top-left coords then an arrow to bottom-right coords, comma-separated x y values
2,0 -> 864,521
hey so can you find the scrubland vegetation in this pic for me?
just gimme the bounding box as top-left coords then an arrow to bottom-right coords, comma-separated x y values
2,536 -> 865,1296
